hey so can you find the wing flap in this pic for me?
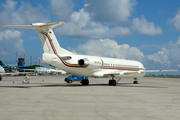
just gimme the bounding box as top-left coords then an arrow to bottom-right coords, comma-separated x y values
92,70 -> 119,77
92,70 -> 143,77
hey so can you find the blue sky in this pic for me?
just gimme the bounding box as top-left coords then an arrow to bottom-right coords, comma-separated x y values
0,0 -> 180,74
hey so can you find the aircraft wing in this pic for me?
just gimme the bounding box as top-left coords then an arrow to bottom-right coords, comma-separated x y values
23,69 -> 35,71
143,70 -> 178,73
0,73 -> 17,75
92,70 -> 142,77
92,69 -> 178,78
0,72 -> 33,76
17,72 -> 34,74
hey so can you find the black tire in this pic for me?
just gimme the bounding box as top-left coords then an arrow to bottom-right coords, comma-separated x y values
86,80 -> 89,85
112,80 -> 116,86
109,79 -> 116,86
0,76 -> 2,81
109,79 -> 112,85
133,81 -> 138,84
81,79 -> 89,85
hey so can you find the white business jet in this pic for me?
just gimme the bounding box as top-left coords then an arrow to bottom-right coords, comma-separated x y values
0,65 -> 6,80
0,65 -> 34,81
0,65 -> 17,80
1,22 -> 178,85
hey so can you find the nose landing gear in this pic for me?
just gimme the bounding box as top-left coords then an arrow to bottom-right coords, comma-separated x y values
133,78 -> 138,84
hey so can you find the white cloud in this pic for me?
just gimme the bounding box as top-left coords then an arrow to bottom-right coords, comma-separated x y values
108,27 -> 132,38
0,0 -> 50,25
84,0 -> 136,23
146,48 -> 171,66
0,50 -> 8,55
132,16 -> 163,36
49,0 -> 74,20
56,8 -> 131,39
169,9 -> 180,31
69,38 -> 144,61
0,29 -> 25,62
178,64 -> 180,68
143,37 -> 180,69
0,29 -> 21,41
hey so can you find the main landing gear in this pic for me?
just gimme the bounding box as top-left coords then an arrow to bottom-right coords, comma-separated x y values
108,77 -> 138,86
80,77 -> 138,86
0,75 -> 2,81
109,76 -> 116,86
81,78 -> 89,85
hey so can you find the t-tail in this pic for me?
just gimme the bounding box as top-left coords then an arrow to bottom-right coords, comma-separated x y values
1,22 -> 73,55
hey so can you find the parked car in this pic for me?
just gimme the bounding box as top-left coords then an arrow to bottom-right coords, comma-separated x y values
65,75 -> 88,83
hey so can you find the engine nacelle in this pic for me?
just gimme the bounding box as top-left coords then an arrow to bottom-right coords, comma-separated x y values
78,58 -> 103,69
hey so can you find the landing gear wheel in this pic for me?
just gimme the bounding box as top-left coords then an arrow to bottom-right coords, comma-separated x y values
133,78 -> 138,84
109,79 -> 116,86
109,79 -> 112,85
81,79 -> 89,85
108,75 -> 117,86
133,81 -> 138,84
0,76 -> 2,81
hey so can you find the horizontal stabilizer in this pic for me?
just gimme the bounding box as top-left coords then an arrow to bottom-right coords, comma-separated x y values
1,21 -> 65,30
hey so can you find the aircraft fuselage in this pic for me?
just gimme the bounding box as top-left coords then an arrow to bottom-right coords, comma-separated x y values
43,53 -> 146,78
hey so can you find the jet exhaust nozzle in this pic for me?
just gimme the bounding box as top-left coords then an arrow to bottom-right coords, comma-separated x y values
78,59 -> 89,67
78,58 -> 103,68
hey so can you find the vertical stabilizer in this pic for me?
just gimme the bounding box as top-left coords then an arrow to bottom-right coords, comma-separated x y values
36,27 -> 73,55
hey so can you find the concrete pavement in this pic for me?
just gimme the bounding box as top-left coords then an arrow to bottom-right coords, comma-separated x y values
0,75 -> 180,120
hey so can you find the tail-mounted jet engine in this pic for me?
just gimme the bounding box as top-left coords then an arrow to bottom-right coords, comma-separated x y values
78,58 -> 103,69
